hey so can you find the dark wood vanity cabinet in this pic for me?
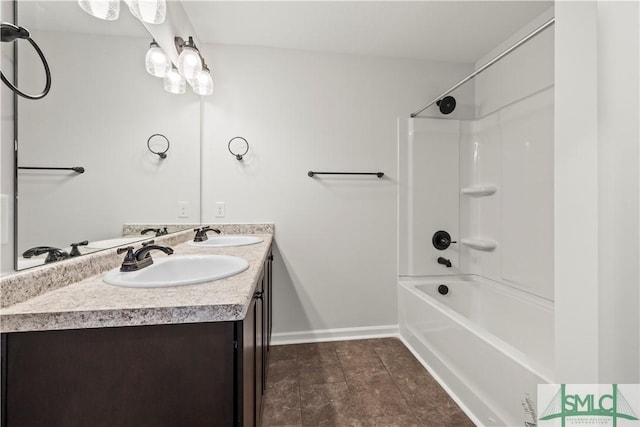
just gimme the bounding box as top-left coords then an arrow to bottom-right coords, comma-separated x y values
1,248 -> 273,427
238,250 -> 272,427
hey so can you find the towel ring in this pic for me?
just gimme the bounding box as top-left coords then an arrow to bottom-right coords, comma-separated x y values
0,23 -> 51,100
228,136 -> 249,160
147,134 -> 170,159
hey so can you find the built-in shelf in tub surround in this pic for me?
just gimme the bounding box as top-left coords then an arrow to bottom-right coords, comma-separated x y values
460,238 -> 498,251
460,185 -> 497,197
0,224 -> 274,333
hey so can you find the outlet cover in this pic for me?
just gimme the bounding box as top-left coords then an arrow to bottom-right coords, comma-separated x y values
177,202 -> 189,218
215,202 -> 225,218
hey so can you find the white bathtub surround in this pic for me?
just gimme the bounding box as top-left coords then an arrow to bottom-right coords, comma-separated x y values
398,8 -> 555,426
399,275 -> 553,427
402,118 -> 461,277
459,87 -> 554,299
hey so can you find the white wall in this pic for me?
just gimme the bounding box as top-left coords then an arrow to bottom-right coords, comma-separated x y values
17,31 -> 201,253
0,0 -> 14,274
555,0 -> 640,383
596,0 -> 639,384
200,43 -> 471,336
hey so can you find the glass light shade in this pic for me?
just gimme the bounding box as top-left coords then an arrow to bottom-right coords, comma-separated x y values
125,0 -> 166,24
164,67 -> 186,94
192,67 -> 214,96
177,46 -> 202,82
78,0 -> 120,20
145,42 -> 171,78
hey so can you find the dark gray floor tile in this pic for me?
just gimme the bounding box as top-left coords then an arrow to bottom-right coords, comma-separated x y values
270,344 -> 298,362
347,370 -> 413,418
265,340 -> 475,427
298,358 -> 346,385
338,353 -> 388,378
366,414 -> 423,427
294,342 -> 339,363
299,382 -> 367,426
268,358 -> 300,388
262,379 -> 302,426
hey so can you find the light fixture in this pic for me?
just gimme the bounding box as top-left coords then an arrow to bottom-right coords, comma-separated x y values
78,0 -> 165,24
175,36 -> 202,82
192,64 -> 214,96
163,66 -> 185,94
145,40 -> 171,78
125,0 -> 166,24
78,0 -> 120,20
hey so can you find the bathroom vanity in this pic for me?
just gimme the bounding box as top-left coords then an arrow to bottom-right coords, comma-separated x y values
0,226 -> 273,427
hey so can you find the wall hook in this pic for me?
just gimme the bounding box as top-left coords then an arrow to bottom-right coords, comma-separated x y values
228,136 -> 249,160
147,134 -> 170,159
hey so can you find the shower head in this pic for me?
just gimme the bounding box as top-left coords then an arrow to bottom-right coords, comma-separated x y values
436,96 -> 456,115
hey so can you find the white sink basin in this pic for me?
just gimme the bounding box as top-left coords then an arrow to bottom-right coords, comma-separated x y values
187,235 -> 263,248
103,254 -> 249,288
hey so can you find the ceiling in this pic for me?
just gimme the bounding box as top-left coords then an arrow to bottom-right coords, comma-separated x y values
182,1 -> 553,64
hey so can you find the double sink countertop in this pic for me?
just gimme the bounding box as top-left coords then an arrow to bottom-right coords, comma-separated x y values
0,225 -> 273,333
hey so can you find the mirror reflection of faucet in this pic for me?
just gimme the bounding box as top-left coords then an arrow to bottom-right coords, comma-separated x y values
437,257 -> 452,268
141,227 -> 168,237
70,240 -> 88,257
22,246 -> 69,263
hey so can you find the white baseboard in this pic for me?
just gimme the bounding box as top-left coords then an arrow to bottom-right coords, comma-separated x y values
271,324 -> 399,345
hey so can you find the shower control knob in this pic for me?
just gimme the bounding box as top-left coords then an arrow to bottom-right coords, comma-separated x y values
432,230 -> 456,250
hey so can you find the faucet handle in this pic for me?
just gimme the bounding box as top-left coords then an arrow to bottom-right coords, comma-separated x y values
432,230 -> 456,250
117,246 -> 135,256
69,240 -> 88,257
141,240 -> 155,246
193,227 -> 208,242
117,246 -> 138,272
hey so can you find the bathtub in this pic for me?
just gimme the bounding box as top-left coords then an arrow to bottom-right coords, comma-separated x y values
398,275 -> 554,427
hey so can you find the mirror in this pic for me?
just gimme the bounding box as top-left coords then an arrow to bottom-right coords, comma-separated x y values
14,0 -> 201,270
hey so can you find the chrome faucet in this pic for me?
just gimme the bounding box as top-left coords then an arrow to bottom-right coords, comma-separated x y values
117,240 -> 174,272
193,226 -> 221,242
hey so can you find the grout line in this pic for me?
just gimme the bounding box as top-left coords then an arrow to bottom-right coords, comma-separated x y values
293,345 -> 304,426
374,345 -> 424,424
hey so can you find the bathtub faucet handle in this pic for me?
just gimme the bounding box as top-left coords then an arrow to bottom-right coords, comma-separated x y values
432,230 -> 456,250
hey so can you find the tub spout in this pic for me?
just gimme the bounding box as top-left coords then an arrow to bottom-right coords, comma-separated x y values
437,257 -> 452,268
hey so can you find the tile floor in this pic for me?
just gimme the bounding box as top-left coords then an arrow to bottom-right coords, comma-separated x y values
261,338 -> 475,426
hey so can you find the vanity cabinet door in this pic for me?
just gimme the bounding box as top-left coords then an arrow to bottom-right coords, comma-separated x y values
240,296 -> 257,427
237,268 -> 265,427
1,322 -> 235,427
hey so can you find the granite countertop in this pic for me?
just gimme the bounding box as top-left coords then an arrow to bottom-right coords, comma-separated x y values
0,227 -> 273,333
